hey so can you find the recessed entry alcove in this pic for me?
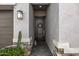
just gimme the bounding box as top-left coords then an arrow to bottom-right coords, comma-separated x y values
29,3 -> 58,56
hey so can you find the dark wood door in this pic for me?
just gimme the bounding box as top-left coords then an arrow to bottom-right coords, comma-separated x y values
35,17 -> 45,41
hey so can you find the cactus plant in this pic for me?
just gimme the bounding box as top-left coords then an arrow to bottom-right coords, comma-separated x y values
17,31 -> 22,48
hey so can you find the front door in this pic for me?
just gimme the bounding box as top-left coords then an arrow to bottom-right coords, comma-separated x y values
35,17 -> 45,41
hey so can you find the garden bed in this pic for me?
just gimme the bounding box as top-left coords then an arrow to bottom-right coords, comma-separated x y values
0,47 -> 27,56
0,31 -> 29,56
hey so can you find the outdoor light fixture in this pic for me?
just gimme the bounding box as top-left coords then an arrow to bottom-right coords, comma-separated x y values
17,10 -> 23,20
39,5 -> 42,8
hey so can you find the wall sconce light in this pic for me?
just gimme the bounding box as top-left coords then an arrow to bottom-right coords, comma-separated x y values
39,5 -> 42,8
17,10 -> 23,20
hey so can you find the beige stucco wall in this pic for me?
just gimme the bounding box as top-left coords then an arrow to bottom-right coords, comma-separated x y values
46,3 -> 59,53
29,4 -> 34,43
13,3 -> 29,43
59,3 -> 79,48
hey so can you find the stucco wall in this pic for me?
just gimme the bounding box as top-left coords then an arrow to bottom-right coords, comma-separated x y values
59,3 -> 79,48
13,3 -> 29,42
29,4 -> 34,42
46,3 -> 59,53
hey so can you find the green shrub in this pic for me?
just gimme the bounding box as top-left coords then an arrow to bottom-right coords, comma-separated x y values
0,48 -> 25,56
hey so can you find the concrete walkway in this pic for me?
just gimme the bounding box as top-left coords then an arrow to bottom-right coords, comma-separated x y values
30,41 -> 53,56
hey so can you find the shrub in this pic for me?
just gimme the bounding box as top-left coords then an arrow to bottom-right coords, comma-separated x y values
0,47 -> 25,56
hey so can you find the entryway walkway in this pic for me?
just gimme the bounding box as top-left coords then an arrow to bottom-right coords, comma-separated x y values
30,41 -> 53,56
